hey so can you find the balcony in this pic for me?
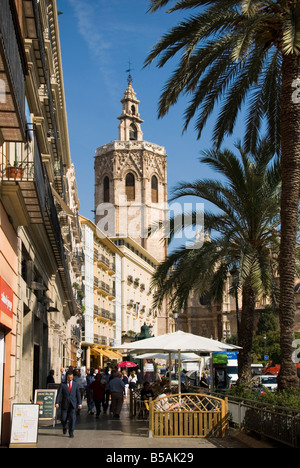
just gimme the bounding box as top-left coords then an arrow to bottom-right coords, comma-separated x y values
0,0 -> 27,142
0,124 -> 45,226
71,248 -> 84,274
97,254 -> 110,270
23,0 -> 59,159
94,279 -> 115,299
94,307 -> 116,323
94,334 -> 108,346
0,124 -> 75,315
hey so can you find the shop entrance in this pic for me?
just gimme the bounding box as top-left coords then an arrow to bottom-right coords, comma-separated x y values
0,330 -> 5,444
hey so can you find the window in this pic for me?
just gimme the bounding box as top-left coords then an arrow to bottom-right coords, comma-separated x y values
131,105 -> 136,115
129,124 -> 137,141
126,173 -> 135,201
104,176 -> 110,203
151,175 -> 159,203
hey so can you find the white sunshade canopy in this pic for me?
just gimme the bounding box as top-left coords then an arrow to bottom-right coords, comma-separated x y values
114,330 -> 240,354
135,352 -> 202,361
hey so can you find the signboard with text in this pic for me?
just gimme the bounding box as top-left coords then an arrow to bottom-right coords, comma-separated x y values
34,389 -> 57,424
0,276 -> 13,329
10,404 -> 39,448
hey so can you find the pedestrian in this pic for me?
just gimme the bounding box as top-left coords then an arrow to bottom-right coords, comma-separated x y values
137,369 -> 143,389
90,374 -> 105,418
61,368 -> 66,383
101,367 -> 111,413
121,370 -> 129,399
47,369 -> 55,387
73,368 -> 86,400
106,372 -> 125,419
55,371 -> 82,438
200,372 -> 209,389
86,368 -> 95,415
128,371 -> 137,391
155,368 -> 162,383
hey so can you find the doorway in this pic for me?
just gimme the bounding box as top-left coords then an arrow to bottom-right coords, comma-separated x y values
0,330 -> 5,444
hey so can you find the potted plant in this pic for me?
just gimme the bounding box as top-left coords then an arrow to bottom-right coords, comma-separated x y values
127,275 -> 133,285
6,162 -> 24,180
5,147 -> 24,180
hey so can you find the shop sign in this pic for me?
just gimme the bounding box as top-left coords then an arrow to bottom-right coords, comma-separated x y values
0,276 -> 13,320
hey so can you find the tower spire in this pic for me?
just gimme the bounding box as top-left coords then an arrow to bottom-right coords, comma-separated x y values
118,76 -> 144,141
126,59 -> 134,85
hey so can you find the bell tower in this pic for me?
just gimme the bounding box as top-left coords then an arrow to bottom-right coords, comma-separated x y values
94,80 -> 168,263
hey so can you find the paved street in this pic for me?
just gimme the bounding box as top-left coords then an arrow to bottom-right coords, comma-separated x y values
37,400 -> 247,449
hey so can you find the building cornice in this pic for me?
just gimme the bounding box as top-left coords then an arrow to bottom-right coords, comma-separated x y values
95,140 -> 167,158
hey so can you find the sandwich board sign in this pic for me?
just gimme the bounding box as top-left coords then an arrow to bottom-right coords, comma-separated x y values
9,404 -> 39,448
34,389 -> 57,427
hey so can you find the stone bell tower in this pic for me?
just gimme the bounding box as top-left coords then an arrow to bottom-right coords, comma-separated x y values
94,79 -> 168,263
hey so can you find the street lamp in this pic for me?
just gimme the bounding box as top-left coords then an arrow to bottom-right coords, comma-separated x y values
173,311 -> 179,332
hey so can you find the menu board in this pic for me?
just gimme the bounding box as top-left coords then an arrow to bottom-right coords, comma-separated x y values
34,389 -> 57,421
10,404 -> 39,447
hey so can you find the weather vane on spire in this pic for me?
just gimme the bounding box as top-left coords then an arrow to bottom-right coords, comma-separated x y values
126,59 -> 134,84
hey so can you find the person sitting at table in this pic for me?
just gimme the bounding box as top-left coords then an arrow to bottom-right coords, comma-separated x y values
155,389 -> 181,412
141,382 -> 154,402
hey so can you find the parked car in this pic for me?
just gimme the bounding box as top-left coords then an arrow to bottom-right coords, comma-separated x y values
251,375 -> 278,393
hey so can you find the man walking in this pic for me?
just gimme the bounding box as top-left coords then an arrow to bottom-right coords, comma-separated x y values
56,371 -> 82,438
106,372 -> 125,419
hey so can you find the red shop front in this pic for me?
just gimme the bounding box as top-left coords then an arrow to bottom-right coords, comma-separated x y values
0,276 -> 14,446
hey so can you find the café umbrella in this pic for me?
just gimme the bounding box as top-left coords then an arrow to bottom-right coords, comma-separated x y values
118,361 -> 137,368
114,330 -> 240,393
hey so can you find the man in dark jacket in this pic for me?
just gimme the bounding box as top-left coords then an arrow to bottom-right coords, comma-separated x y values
56,371 -> 82,438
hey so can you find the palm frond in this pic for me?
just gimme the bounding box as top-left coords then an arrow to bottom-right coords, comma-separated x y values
150,140 -> 280,313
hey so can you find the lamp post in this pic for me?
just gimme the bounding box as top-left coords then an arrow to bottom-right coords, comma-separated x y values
173,310 -> 178,332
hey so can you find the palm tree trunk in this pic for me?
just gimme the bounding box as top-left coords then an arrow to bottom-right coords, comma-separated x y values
237,280 -> 256,385
278,54 -> 300,390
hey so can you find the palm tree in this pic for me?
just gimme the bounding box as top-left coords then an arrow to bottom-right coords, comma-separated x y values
146,0 -> 300,390
152,140 -> 281,383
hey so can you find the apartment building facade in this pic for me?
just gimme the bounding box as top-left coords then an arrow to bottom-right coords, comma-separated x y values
112,237 -> 162,342
80,216 -> 123,369
0,0 -> 82,445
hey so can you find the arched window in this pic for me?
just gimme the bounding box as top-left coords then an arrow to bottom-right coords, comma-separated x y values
104,176 -> 110,203
129,123 -> 137,141
131,105 -> 136,115
126,173 -> 135,201
151,175 -> 159,203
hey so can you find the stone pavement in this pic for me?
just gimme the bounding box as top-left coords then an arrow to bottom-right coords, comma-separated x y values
37,400 -> 247,449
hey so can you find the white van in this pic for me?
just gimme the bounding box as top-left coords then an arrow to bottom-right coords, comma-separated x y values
227,361 -> 263,386
227,359 -> 239,386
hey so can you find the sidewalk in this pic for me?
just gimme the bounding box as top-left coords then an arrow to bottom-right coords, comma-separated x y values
37,400 -> 247,449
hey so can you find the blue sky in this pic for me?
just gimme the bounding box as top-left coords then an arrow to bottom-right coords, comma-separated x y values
57,0 -> 223,217
57,0 -> 243,250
